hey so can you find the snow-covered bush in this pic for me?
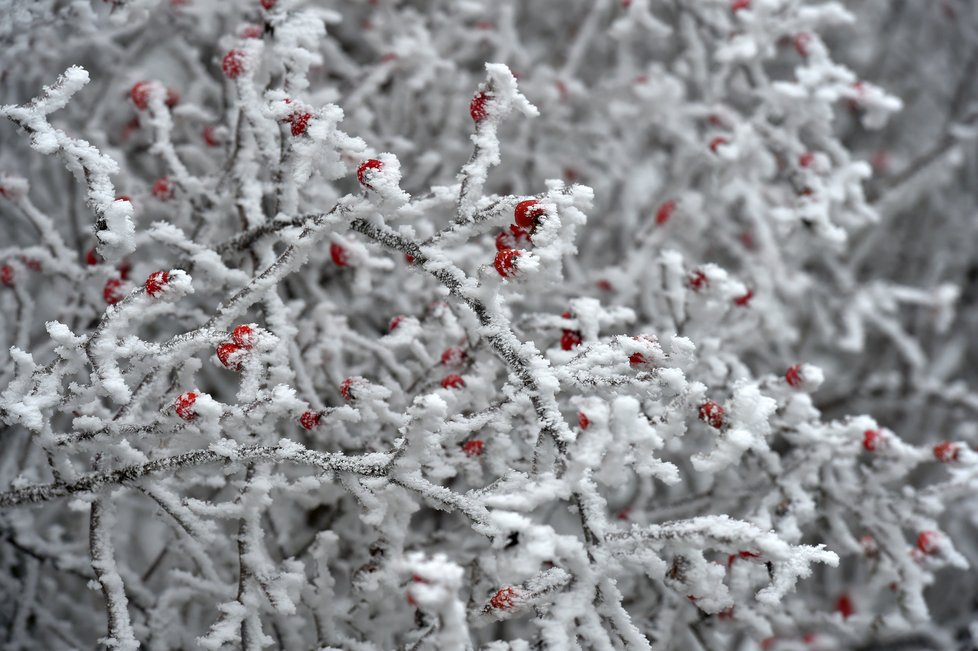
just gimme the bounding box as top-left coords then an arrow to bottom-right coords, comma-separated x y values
1,1 -> 975,649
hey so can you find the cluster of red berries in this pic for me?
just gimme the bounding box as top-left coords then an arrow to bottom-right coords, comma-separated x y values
216,324 -> 257,372
330,242 -> 350,267
494,199 -> 548,278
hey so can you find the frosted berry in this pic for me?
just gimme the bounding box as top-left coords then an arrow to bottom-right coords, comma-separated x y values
145,271 -> 170,297
494,249 -> 521,278
151,177 -> 173,200
916,531 -> 940,555
441,374 -> 465,389
462,440 -> 484,457
222,49 -> 246,79
203,125 -> 219,147
629,352 -> 648,367
470,91 -> 491,122
731,0 -> 750,11
1,265 -> 13,287
495,224 -> 531,251
299,410 -> 321,430
734,289 -> 753,306
655,200 -> 676,225
340,377 -> 362,401
260,0 -> 276,8
103,278 -> 125,305
389,315 -> 405,331
287,111 -> 312,137
356,159 -> 383,188
578,412 -> 590,429
699,401 -> 725,429
231,324 -> 256,349
330,243 -> 350,267
85,248 -> 99,266
835,594 -> 853,619
561,330 -> 582,351
709,136 -> 729,153
440,347 -> 466,367
514,199 -> 545,230
933,441 -> 960,463
217,343 -> 243,371
489,586 -> 519,610
130,81 -> 153,110
863,429 -> 882,452
785,364 -> 803,387
688,270 -> 707,291
175,392 -> 197,421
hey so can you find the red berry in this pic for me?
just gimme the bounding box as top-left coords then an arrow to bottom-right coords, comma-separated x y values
493,249 -> 521,278
629,352 -> 647,367
699,401 -> 725,429
785,364 -> 803,387
489,587 -> 518,610
578,412 -> 590,429
222,49 -> 246,79
203,125 -> 220,147
330,243 -> 350,267
145,271 -> 170,297
470,91 -> 491,122
356,159 -> 383,187
175,391 -> 197,421
462,440 -> 484,457
731,0 -> 750,11
933,441 -> 960,463
794,33 -> 812,57
559,330 -> 582,351
389,315 -> 405,331
164,87 -> 180,108
495,224 -> 531,251
340,377 -> 361,401
103,278 -> 125,305
231,325 -> 256,349
130,81 -> 153,110
733,289 -> 753,306
151,177 -> 173,200
688,270 -> 707,291
20,257 -> 41,272
404,254 -> 415,264
835,594 -> 853,619
441,374 -> 465,389
260,0 -> 276,8
799,151 -> 815,168
440,348 -> 466,367
287,111 -> 312,136
916,531 -> 940,555
217,343 -> 243,371
85,248 -> 99,266
514,199 -> 545,230
655,200 -> 676,225
2,264 -> 15,287
862,429 -> 881,452
709,136 -> 729,153
299,410 -> 321,430
802,632 -> 816,644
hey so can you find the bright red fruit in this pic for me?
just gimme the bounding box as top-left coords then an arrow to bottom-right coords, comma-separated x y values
863,429 -> 882,451
688,270 -> 707,291
440,348 -> 466,366
916,531 -> 940,555
933,441 -> 960,463
578,412 -> 590,429
655,200 -> 676,225
217,343 -> 243,371
145,271 -> 170,297
835,593 -> 853,619
462,440 -> 484,457
441,374 -> 465,389
731,0 -> 750,12
785,364 -> 803,387
514,200 -> 545,229
494,249 -> 521,277
699,401 -> 725,429
470,91 -> 490,122
175,392 -> 197,421
734,289 -> 753,306
340,377 -> 361,401
495,224 -> 531,251
231,325 -> 256,349
330,243 -> 350,267
389,316 -> 404,331
489,587 -> 518,610
357,159 -> 383,187
0,265 -> 12,287
299,411 -> 321,430
287,111 -> 312,136
151,177 -> 173,200
103,278 -> 125,305
561,330 -> 582,350
222,49 -> 246,79
86,248 -> 99,266
130,81 -> 153,110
